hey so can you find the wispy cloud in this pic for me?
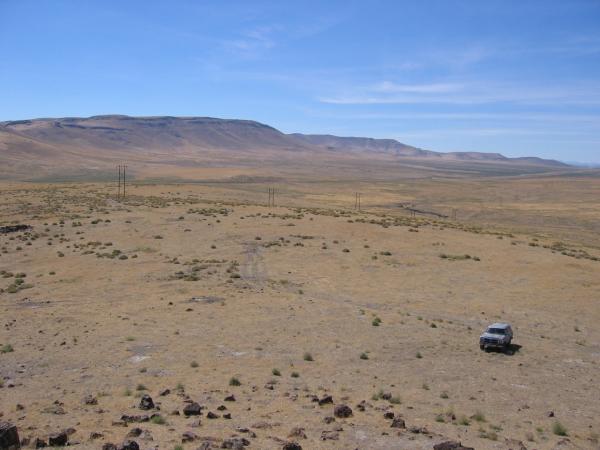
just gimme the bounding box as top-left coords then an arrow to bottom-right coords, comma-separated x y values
319,80 -> 600,106
373,81 -> 463,94
222,25 -> 281,58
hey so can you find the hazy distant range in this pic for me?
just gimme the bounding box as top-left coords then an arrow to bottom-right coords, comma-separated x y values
0,115 -> 586,182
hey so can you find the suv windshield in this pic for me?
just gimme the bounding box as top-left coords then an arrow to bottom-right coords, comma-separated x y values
487,328 -> 506,335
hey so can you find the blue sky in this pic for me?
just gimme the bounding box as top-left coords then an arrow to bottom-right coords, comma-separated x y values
1,1 -> 599,163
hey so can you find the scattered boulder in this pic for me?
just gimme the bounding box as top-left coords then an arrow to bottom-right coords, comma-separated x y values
102,444 -> 117,450
159,389 -> 170,396
333,404 -> 353,418
224,395 -> 236,402
183,402 -> 202,416
206,411 -> 219,419
34,438 -> 47,448
118,440 -> 140,450
181,431 -> 198,443
120,414 -> 149,423
126,428 -> 143,438
391,417 -> 406,429
356,401 -> 367,412
0,422 -> 20,450
221,437 -> 250,449
89,432 -> 104,440
283,443 -> 302,450
138,394 -> 154,410
83,395 -> 98,405
318,395 -> 333,406
47,431 -> 68,447
433,441 -> 474,450
0,225 -> 31,234
384,411 -> 395,420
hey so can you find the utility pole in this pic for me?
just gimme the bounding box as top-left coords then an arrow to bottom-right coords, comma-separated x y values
354,192 -> 361,211
116,164 -> 128,200
117,165 -> 121,200
123,165 -> 127,199
268,187 -> 275,207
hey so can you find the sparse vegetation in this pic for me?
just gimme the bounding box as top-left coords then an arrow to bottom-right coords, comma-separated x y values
151,414 -> 166,425
552,421 -> 568,436
1,344 -> 14,354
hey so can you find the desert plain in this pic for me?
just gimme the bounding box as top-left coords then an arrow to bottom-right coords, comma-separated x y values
1,174 -> 599,450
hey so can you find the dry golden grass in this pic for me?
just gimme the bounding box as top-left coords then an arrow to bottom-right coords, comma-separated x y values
0,180 -> 599,449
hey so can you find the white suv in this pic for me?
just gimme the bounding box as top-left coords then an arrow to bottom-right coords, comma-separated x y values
479,323 -> 513,351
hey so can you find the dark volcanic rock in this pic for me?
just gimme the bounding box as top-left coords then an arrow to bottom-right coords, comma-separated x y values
0,225 -> 31,234
181,431 -> 198,443
120,414 -> 149,423
318,395 -> 333,405
183,402 -> 202,416
34,438 -> 47,448
138,394 -> 154,410
433,441 -> 475,450
118,440 -> 140,450
206,411 -> 219,419
47,431 -> 68,446
224,395 -> 236,402
283,443 -> 302,450
126,428 -> 143,438
390,417 -> 406,429
221,437 -> 250,449
102,444 -> 117,450
333,404 -> 353,418
0,422 -> 20,450
383,411 -> 395,420
83,394 -> 98,405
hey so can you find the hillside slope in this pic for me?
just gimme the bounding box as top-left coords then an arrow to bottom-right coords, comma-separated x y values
0,115 -> 570,181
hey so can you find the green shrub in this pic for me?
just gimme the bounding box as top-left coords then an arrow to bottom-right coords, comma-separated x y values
552,421 -> 568,436
1,344 -> 14,354
151,415 -> 166,425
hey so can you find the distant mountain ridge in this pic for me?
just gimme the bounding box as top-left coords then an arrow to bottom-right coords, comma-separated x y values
0,115 -> 570,180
